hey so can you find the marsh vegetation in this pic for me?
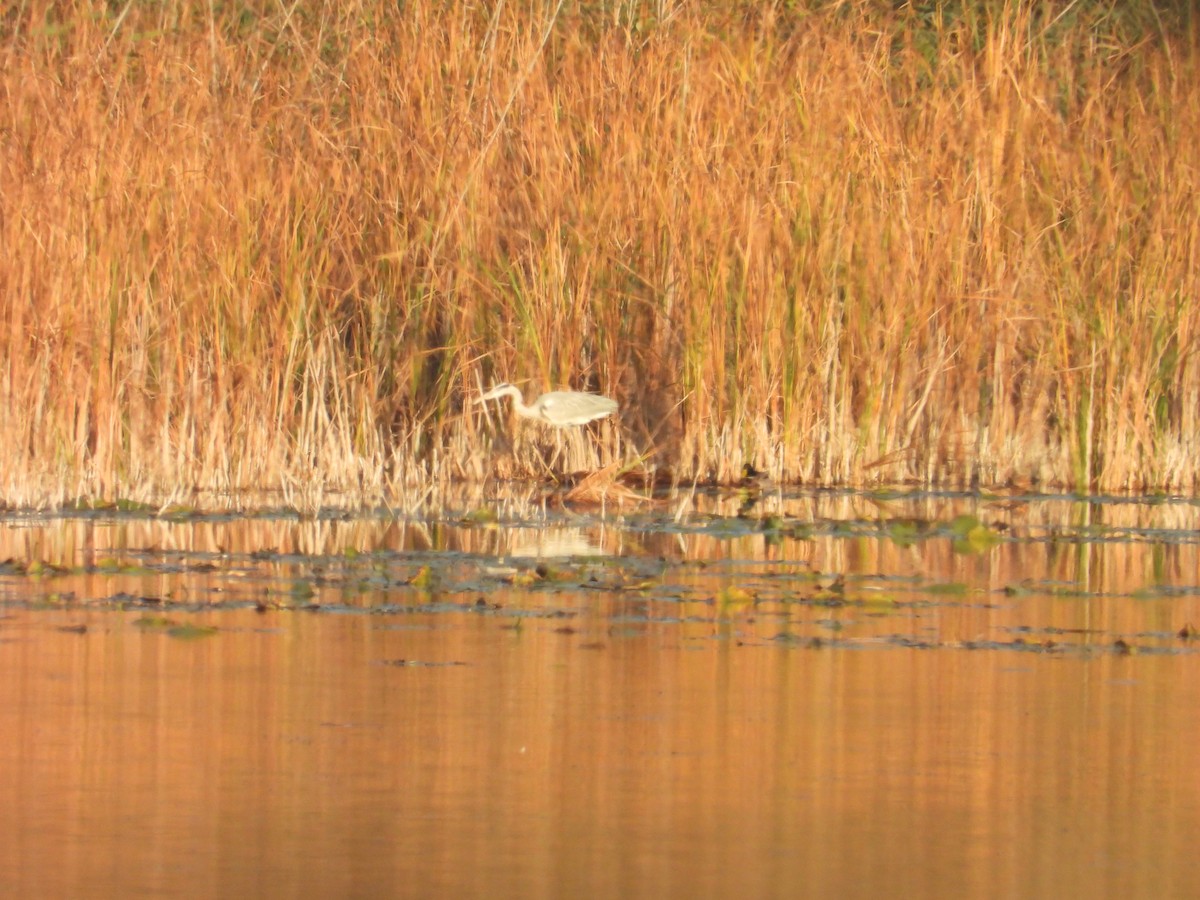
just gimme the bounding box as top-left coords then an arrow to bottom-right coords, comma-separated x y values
2,2 -> 1198,507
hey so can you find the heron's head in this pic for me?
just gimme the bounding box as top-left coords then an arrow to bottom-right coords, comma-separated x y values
476,382 -> 516,404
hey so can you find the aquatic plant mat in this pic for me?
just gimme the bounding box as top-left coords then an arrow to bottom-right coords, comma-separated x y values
4,488 -> 1199,658
3,3 -> 1200,505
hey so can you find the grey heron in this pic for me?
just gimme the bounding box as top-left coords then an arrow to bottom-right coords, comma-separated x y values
475,383 -> 618,427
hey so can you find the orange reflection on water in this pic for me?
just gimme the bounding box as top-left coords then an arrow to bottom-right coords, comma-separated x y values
0,604 -> 1198,897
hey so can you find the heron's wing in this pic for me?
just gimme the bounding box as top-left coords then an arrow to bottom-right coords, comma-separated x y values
538,391 -> 617,425
535,392 -> 571,421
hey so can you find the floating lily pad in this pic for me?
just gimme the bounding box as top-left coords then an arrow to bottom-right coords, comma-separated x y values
166,623 -> 219,640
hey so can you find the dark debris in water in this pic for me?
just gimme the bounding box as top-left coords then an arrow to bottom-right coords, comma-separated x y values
378,659 -> 469,668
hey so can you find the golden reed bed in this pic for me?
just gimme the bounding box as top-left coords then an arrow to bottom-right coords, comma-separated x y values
2,2 -> 1198,507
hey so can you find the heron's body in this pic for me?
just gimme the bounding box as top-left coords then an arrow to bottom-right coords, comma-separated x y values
476,383 -> 618,427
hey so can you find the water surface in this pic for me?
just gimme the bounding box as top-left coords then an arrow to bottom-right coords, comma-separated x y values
1,488 -> 1197,897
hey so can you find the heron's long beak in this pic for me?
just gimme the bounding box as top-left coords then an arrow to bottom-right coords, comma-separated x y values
476,386 -> 506,403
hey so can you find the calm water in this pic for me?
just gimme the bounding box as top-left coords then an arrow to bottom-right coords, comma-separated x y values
0,489 -> 1198,897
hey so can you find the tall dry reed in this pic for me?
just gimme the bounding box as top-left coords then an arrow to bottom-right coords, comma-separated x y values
1,1 -> 1198,505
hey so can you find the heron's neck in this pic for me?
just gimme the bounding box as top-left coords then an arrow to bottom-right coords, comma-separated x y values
505,386 -> 534,418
